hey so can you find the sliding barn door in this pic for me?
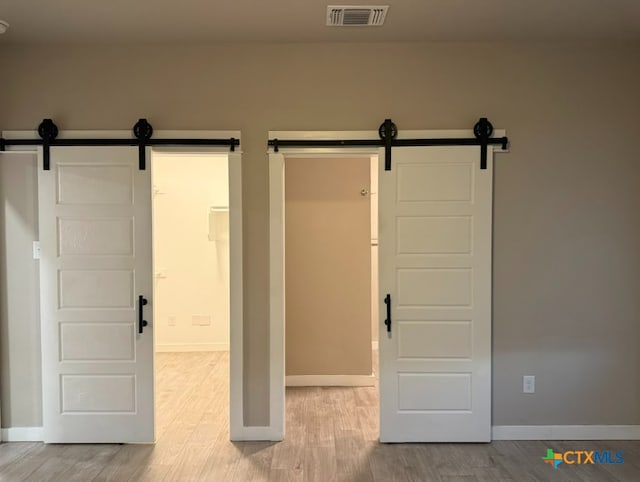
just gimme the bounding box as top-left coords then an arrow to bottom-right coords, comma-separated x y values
38,146 -> 154,443
379,146 -> 492,442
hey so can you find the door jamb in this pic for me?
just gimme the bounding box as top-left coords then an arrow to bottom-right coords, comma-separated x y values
268,130 -> 383,441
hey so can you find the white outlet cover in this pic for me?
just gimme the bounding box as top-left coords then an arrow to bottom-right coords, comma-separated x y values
523,375 -> 535,394
192,315 -> 211,326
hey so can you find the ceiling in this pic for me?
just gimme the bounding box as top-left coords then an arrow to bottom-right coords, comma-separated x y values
1,0 -> 639,45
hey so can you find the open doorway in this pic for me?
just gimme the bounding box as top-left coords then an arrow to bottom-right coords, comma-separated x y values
282,155 -> 381,446
270,130 -> 497,443
151,150 -> 230,443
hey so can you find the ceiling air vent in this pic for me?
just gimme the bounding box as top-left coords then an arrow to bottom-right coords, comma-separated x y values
327,6 -> 389,26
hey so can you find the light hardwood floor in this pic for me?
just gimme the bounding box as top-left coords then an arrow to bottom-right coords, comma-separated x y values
1,351 -> 639,481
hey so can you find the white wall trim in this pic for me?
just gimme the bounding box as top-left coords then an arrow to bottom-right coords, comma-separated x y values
1,427 -> 44,442
155,343 -> 229,352
372,341 -> 379,350
227,151 -> 244,442
492,425 -> 640,441
268,152 -> 286,442
286,374 -> 375,387
232,426 -> 283,442
4,425 -> 638,442
269,129 -> 506,142
268,135 -> 382,441
1,129 -> 243,147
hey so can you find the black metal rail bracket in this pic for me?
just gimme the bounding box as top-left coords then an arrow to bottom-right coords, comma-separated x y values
0,118 -> 240,170
133,118 -> 153,170
268,117 -> 509,171
38,119 -> 59,171
380,119 -> 397,170
474,117 -> 493,170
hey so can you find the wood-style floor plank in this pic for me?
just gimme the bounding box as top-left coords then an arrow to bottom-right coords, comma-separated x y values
1,351 -> 639,481
53,444 -> 121,482
0,442 -> 38,473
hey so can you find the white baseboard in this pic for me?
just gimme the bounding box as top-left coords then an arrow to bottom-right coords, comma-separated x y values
492,425 -> 640,441
3,424 -> 637,443
0,425 -> 277,443
156,343 -> 229,353
230,426 -> 283,442
1,426 -> 43,442
372,341 -> 379,350
286,374 -> 375,387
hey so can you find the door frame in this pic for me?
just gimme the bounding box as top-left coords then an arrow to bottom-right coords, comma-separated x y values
268,128 -> 505,441
1,128 -> 246,442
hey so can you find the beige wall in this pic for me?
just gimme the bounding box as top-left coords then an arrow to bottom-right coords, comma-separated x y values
1,41 -> 639,428
152,152 -> 229,351
0,153 -> 42,428
285,157 -> 371,377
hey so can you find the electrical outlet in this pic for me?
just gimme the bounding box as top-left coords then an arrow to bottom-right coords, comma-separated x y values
168,315 -> 176,326
523,375 -> 535,394
192,315 -> 211,326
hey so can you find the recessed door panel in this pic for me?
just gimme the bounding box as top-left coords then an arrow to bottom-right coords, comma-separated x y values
58,218 -> 134,256
61,375 -> 136,412
60,323 -> 135,361
396,163 -> 473,202
57,164 -> 133,205
59,270 -> 134,308
398,373 -> 472,411
397,216 -> 471,254
397,269 -> 472,307
397,321 -> 472,359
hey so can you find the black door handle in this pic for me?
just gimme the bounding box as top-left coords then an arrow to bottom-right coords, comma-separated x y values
138,295 -> 148,334
384,294 -> 391,333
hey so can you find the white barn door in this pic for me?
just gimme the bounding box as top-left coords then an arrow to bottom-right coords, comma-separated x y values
38,146 -> 154,443
379,146 -> 492,442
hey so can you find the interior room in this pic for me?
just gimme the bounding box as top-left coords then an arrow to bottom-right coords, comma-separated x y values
151,151 -> 230,446
1,1 -> 640,480
285,156 -> 374,385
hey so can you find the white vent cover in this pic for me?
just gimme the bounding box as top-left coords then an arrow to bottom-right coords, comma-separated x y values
327,6 -> 389,26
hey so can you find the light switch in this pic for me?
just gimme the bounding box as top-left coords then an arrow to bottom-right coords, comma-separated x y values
33,241 -> 41,260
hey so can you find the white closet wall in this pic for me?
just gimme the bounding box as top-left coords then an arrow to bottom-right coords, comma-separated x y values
152,152 -> 230,352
